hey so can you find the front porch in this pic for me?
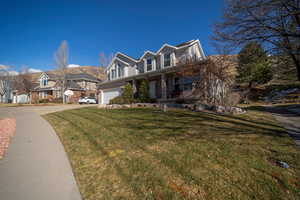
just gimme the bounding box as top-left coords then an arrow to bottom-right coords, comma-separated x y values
127,71 -> 195,102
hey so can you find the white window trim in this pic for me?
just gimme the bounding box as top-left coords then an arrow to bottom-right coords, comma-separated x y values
146,58 -> 152,72
40,77 -> 48,87
164,52 -> 171,67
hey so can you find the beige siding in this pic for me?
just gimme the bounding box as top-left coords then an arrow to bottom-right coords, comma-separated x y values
75,80 -> 97,90
40,80 -> 56,88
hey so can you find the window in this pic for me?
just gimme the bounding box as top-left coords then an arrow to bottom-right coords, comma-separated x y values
146,58 -> 152,71
117,64 -> 124,77
174,77 -> 180,91
164,53 -> 171,67
183,78 -> 193,91
41,78 -> 48,87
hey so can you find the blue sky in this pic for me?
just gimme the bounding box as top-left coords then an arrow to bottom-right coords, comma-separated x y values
0,0 -> 224,72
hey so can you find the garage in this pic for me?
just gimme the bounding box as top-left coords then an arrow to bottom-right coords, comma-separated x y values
102,88 -> 122,104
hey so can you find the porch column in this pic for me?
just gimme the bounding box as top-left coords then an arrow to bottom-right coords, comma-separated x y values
160,53 -> 164,69
161,74 -> 167,99
152,58 -> 156,71
100,90 -> 104,104
171,52 -> 176,66
143,59 -> 147,73
132,79 -> 137,94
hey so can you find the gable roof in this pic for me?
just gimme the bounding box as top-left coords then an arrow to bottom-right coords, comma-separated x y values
39,72 -> 59,80
106,39 -> 205,70
115,52 -> 138,62
175,40 -> 196,47
139,51 -> 156,60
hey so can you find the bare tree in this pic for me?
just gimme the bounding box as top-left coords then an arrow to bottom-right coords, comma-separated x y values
176,55 -> 236,106
0,65 -> 14,103
212,0 -> 300,80
55,40 -> 69,104
13,67 -> 34,103
99,52 -> 114,67
99,52 -> 114,80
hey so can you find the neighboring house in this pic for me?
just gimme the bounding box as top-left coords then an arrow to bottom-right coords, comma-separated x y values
98,39 -> 206,104
31,72 -> 100,103
12,93 -> 30,104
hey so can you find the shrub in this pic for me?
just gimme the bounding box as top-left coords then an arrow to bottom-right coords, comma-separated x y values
138,80 -> 150,103
123,83 -> 134,103
39,99 -> 49,103
52,97 -> 63,103
109,96 -> 128,104
47,95 -> 55,102
38,97 -> 63,104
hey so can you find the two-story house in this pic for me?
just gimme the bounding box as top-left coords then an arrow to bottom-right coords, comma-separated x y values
98,39 -> 206,104
32,72 -> 100,103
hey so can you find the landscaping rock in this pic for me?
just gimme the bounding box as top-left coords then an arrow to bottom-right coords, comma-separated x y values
277,161 -> 290,169
122,104 -> 131,108
231,107 -> 246,114
195,104 -> 206,111
216,105 -> 226,113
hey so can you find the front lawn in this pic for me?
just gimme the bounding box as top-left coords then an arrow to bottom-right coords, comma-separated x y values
44,107 -> 300,200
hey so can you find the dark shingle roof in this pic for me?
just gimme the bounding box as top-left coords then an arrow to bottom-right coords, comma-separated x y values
67,81 -> 83,90
176,40 -> 196,47
43,72 -> 99,82
46,73 -> 59,80
65,73 -> 99,82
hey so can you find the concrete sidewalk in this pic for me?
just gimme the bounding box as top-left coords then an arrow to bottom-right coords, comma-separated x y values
0,106 -> 84,200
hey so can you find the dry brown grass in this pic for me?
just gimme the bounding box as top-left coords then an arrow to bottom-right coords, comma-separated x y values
45,107 -> 300,200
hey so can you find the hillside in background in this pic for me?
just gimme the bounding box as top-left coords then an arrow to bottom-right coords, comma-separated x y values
30,66 -> 106,82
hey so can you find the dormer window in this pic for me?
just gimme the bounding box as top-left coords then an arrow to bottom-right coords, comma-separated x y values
40,75 -> 48,87
43,79 -> 48,86
164,53 -> 171,67
146,58 -> 152,71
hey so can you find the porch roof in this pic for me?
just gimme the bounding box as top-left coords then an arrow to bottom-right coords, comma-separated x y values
32,87 -> 57,92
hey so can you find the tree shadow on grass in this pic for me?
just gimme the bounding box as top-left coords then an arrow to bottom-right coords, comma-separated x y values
75,109 -> 270,198
79,108 -> 288,143
63,110 -> 255,198
50,112 -> 149,199
48,109 -> 298,199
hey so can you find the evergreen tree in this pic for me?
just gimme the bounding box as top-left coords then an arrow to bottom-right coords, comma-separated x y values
138,80 -> 150,103
237,42 -> 272,86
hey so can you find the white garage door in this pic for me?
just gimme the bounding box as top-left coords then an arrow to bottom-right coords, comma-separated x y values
102,88 -> 121,104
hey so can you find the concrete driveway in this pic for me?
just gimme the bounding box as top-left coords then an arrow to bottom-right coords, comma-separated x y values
0,104 -> 94,200
265,104 -> 300,147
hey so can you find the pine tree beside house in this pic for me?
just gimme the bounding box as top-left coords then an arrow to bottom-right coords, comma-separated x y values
237,42 -> 272,87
